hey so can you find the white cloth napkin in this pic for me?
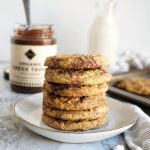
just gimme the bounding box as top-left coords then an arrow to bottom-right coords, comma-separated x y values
112,51 -> 150,150
124,104 -> 150,150
110,50 -> 150,74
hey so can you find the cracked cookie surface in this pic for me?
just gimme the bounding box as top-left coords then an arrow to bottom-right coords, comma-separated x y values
43,91 -> 106,110
44,54 -> 109,69
43,100 -> 108,121
42,113 -> 108,131
44,80 -> 108,97
117,78 -> 150,96
45,68 -> 111,85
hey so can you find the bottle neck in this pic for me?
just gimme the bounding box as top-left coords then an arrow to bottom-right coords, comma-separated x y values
107,0 -> 115,15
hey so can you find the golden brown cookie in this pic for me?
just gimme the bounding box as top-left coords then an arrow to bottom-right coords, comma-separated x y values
42,113 -> 108,131
43,101 -> 108,121
45,68 -> 111,85
44,80 -> 108,97
44,54 -> 109,69
117,78 -> 150,96
43,91 -> 106,110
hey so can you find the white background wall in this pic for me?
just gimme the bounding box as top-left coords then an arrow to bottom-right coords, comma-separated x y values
0,0 -> 150,61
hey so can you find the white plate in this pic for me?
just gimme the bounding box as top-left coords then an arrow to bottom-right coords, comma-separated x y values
14,93 -> 137,143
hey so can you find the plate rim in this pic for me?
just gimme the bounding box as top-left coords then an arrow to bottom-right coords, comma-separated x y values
13,93 -> 137,134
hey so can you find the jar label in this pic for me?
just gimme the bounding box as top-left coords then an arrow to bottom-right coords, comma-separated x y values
10,44 -> 57,87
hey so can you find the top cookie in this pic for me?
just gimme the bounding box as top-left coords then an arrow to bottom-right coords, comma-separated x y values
44,54 -> 109,69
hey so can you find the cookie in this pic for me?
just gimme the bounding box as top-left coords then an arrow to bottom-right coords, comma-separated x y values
117,78 -> 150,96
45,68 -> 111,85
43,91 -> 105,110
44,54 -> 109,69
42,113 -> 108,131
44,80 -> 108,97
43,101 -> 108,121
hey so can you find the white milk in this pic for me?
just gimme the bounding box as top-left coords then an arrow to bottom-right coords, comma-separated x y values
88,0 -> 119,65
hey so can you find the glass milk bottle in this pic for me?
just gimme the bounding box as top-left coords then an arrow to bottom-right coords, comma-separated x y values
88,0 -> 119,65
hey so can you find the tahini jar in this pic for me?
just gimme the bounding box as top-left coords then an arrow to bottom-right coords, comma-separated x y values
10,24 -> 57,93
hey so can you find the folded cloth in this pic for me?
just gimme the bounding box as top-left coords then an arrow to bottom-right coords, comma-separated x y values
113,103 -> 150,150
110,50 -> 150,74
124,104 -> 150,150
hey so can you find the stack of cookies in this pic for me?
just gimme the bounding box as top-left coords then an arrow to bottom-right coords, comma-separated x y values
43,54 -> 111,131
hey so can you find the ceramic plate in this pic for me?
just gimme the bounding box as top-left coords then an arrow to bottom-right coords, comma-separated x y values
14,93 -> 136,143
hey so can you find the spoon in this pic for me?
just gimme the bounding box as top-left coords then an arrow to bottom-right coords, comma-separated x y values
23,0 -> 31,28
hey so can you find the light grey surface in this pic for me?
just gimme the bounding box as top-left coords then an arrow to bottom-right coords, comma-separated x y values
0,62 -> 129,150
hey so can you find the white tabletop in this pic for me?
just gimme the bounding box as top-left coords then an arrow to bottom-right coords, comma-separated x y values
0,62 -> 128,150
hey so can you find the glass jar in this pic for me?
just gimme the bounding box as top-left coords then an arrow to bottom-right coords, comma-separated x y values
10,24 -> 57,93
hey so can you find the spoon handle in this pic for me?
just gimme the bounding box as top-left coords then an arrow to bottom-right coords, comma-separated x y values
23,0 -> 31,27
